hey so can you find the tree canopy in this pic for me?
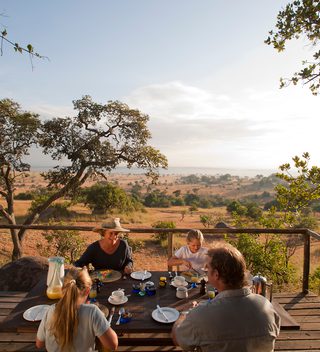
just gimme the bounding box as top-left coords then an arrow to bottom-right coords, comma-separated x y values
0,96 -> 167,260
265,0 -> 320,95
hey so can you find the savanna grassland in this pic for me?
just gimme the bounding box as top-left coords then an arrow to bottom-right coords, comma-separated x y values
1,171 -> 320,289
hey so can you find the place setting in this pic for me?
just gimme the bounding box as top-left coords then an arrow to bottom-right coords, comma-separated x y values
90,269 -> 122,283
23,304 -> 51,322
170,275 -> 188,288
151,305 -> 180,324
130,270 -> 152,280
108,289 -> 129,305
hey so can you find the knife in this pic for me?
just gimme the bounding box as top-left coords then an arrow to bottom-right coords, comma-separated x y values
191,267 -> 204,276
156,305 -> 169,322
108,306 -> 115,324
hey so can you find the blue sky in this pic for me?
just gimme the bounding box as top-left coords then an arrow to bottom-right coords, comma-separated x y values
1,1 -> 319,172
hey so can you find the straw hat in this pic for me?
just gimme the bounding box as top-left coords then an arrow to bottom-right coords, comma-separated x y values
92,218 -> 130,233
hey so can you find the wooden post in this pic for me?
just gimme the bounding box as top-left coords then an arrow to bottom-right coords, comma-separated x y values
303,231 -> 310,294
167,232 -> 173,271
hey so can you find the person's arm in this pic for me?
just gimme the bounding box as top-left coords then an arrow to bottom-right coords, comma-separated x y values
35,338 -> 45,349
172,313 -> 187,345
74,243 -> 94,268
122,240 -> 134,274
168,255 -> 192,269
98,327 -> 118,350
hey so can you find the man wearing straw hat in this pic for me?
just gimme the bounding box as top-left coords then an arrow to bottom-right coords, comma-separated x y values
74,218 -> 133,274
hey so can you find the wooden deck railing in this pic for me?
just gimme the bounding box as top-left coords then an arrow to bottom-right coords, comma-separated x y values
1,224 -> 319,293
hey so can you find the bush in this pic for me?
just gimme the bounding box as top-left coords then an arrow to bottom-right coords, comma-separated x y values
152,221 -> 176,248
122,233 -> 144,252
226,233 -> 296,287
37,228 -> 86,264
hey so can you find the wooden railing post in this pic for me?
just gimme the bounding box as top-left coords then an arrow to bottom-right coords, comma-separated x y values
303,231 -> 310,294
167,232 -> 173,271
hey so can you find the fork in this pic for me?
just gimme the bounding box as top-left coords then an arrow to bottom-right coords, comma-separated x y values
116,307 -> 125,325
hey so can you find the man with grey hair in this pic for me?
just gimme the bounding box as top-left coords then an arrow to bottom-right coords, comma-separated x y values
172,244 -> 280,351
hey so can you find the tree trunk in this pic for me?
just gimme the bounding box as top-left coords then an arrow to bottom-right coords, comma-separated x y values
10,228 -> 23,261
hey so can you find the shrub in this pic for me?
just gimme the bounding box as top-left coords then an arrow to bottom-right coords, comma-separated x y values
37,228 -> 86,264
152,221 -> 176,249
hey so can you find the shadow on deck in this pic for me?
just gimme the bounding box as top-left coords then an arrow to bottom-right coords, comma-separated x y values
1,291 -> 320,351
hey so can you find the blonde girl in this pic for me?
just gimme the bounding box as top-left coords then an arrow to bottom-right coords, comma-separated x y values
167,229 -> 208,270
36,267 -> 118,352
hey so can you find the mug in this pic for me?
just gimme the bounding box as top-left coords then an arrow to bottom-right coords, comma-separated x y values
111,290 -> 124,302
176,286 -> 188,299
173,276 -> 186,286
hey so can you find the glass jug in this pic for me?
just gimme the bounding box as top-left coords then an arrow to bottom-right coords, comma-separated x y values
46,257 -> 65,299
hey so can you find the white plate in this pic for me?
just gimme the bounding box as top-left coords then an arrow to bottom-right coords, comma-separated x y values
108,295 -> 128,305
152,307 -> 180,323
171,280 -> 188,288
23,305 -> 50,321
130,271 -> 152,280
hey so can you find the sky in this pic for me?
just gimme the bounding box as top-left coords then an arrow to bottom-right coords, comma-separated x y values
0,1 -> 319,174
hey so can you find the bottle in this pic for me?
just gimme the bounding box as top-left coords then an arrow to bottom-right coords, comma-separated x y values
46,257 -> 64,299
200,278 -> 207,295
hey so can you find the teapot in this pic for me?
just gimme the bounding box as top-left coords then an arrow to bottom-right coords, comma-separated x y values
46,257 -> 65,299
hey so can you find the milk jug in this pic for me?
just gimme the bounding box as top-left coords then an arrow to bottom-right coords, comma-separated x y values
46,257 -> 65,299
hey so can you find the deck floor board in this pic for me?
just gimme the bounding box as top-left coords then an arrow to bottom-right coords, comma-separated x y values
0,291 -> 320,351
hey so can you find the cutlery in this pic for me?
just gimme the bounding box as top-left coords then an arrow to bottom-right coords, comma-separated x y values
108,307 -> 115,324
141,269 -> 147,281
191,267 -> 203,276
116,307 -> 125,325
156,305 -> 169,322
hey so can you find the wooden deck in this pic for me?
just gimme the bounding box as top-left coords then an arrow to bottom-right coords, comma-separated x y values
0,291 -> 319,352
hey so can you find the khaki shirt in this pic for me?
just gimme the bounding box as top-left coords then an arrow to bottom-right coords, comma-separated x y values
175,287 -> 280,352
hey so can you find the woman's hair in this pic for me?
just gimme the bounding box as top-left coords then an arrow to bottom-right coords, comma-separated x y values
187,229 -> 204,243
207,244 -> 247,289
49,267 -> 92,350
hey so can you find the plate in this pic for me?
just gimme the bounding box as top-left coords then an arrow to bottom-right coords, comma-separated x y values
181,271 -> 207,283
108,295 -> 128,305
91,269 -> 122,283
130,271 -> 152,280
170,280 -> 188,288
151,307 -> 180,323
23,305 -> 50,321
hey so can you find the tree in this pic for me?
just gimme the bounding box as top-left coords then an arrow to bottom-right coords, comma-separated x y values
83,182 -> 142,214
0,96 -> 168,260
275,152 -> 320,226
0,99 -> 40,260
265,0 -> 320,95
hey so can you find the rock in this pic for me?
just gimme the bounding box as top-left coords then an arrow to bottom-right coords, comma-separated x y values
0,256 -> 48,291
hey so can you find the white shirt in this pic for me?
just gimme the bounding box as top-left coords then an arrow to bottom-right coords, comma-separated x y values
174,245 -> 208,270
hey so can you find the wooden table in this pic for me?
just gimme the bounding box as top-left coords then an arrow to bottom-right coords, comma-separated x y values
0,271 -> 203,349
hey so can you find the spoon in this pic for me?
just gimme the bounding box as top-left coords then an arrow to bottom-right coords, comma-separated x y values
116,307 -> 125,325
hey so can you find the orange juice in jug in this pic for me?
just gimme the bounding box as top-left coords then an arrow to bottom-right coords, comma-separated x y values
46,285 -> 63,299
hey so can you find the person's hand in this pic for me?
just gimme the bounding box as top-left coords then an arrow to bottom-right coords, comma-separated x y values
184,260 -> 192,269
124,265 -> 133,274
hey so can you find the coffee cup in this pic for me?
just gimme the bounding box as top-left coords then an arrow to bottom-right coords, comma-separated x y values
111,290 -> 125,302
176,286 -> 188,299
173,276 -> 186,286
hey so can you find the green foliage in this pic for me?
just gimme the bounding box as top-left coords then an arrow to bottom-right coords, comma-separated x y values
275,152 -> 320,228
83,182 -> 142,215
310,267 -> 320,294
121,233 -> 144,252
144,190 -> 171,207
14,192 -> 34,200
152,221 -> 176,248
265,1 -> 320,95
226,233 -> 296,286
37,229 -> 86,264
199,214 -> 215,227
227,200 -> 262,220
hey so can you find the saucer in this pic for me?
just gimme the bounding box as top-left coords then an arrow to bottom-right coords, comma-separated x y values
171,280 -> 188,288
108,295 -> 128,305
